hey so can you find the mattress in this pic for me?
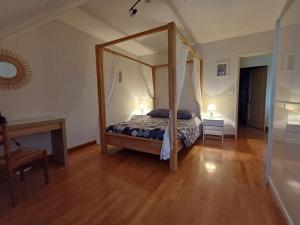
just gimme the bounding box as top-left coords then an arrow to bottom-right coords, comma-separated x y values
107,115 -> 201,148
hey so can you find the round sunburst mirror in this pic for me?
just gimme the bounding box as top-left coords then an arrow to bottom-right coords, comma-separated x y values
0,49 -> 32,90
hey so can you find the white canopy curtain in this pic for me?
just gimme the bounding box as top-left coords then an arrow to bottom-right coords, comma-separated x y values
140,64 -> 154,99
103,51 -> 122,108
161,35 -> 189,160
97,51 -> 121,144
192,58 -> 204,119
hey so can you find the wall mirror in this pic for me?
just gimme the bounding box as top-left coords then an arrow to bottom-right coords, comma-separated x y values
0,49 -> 32,90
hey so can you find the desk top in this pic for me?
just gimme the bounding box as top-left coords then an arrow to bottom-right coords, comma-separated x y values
3,117 -> 67,165
7,117 -> 65,128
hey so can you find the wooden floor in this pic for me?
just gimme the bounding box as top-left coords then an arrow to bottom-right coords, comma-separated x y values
0,127 -> 286,225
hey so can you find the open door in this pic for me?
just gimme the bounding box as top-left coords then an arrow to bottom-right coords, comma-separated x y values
247,66 -> 267,129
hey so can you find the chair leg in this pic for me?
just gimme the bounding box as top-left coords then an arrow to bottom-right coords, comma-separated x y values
43,151 -> 49,185
8,170 -> 16,207
20,167 -> 25,182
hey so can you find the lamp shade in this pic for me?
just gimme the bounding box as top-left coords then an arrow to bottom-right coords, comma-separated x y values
207,104 -> 216,112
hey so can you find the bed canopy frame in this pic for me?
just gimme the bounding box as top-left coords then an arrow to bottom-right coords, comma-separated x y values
95,22 -> 202,171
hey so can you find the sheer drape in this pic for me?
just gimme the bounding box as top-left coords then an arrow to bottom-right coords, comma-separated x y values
192,58 -> 204,119
97,51 -> 122,144
103,51 -> 122,108
175,39 -> 189,109
161,35 -> 189,160
140,64 -> 154,99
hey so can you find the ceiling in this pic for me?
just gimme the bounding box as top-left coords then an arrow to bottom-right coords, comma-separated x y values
1,0 -> 286,56
0,0 -> 88,42
61,0 -> 287,56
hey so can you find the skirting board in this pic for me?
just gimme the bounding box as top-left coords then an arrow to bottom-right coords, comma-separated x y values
68,140 -> 97,153
268,176 -> 294,225
224,134 -> 236,139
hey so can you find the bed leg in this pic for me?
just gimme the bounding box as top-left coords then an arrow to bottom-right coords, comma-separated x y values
170,149 -> 178,171
100,141 -> 107,153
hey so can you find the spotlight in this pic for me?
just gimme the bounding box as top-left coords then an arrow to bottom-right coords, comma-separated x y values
129,0 -> 151,17
129,8 -> 138,17
129,0 -> 141,17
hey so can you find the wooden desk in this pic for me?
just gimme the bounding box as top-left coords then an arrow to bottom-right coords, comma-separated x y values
7,118 -> 67,166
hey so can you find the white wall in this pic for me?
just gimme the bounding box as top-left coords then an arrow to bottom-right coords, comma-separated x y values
154,63 -> 199,115
105,53 -> 152,126
0,21 -> 100,152
196,30 -> 274,135
154,66 -> 169,108
240,54 -> 272,68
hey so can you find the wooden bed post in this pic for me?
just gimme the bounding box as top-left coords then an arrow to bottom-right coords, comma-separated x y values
168,22 -> 178,171
200,59 -> 204,91
95,46 -> 108,153
152,66 -> 156,109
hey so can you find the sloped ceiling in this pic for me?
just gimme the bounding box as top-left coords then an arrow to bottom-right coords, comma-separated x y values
1,0 -> 287,56
172,0 -> 286,43
0,0 -> 89,42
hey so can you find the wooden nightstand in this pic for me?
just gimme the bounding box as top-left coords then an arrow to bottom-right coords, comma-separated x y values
203,118 -> 224,143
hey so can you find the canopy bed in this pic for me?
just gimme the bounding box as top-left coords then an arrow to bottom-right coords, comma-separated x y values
95,22 -> 203,171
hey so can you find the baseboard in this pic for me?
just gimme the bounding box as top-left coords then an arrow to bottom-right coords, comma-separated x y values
224,134 -> 236,139
268,176 -> 294,225
68,140 -> 97,153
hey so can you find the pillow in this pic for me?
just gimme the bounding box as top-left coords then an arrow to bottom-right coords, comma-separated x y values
147,109 -> 169,118
177,109 -> 193,120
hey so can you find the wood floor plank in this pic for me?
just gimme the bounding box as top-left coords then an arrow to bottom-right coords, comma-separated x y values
0,127 -> 286,225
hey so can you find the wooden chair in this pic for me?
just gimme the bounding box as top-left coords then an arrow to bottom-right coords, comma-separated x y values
0,122 -> 48,206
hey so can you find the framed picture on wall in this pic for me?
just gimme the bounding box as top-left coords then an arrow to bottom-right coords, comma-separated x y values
216,62 -> 229,77
117,71 -> 123,83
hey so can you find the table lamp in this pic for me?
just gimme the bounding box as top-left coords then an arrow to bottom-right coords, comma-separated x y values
207,104 -> 216,118
139,102 -> 146,115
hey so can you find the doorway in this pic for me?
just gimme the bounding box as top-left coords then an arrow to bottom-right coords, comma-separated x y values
238,66 -> 268,130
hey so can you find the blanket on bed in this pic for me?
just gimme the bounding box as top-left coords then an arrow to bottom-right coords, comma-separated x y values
107,115 -> 201,148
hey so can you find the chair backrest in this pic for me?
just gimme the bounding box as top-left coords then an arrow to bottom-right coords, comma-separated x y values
0,123 -> 11,167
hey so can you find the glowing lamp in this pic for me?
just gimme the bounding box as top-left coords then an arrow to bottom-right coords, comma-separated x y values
207,104 -> 216,118
139,103 -> 146,115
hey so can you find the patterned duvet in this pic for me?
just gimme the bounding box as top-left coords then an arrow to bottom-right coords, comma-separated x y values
107,115 -> 201,148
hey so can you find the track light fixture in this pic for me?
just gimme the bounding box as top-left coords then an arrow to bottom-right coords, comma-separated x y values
129,0 -> 141,17
129,0 -> 152,17
129,7 -> 138,17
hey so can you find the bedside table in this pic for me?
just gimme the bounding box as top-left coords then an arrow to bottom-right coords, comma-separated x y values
203,118 -> 224,143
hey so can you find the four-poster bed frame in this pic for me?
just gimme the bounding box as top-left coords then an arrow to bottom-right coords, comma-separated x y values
95,22 -> 202,171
